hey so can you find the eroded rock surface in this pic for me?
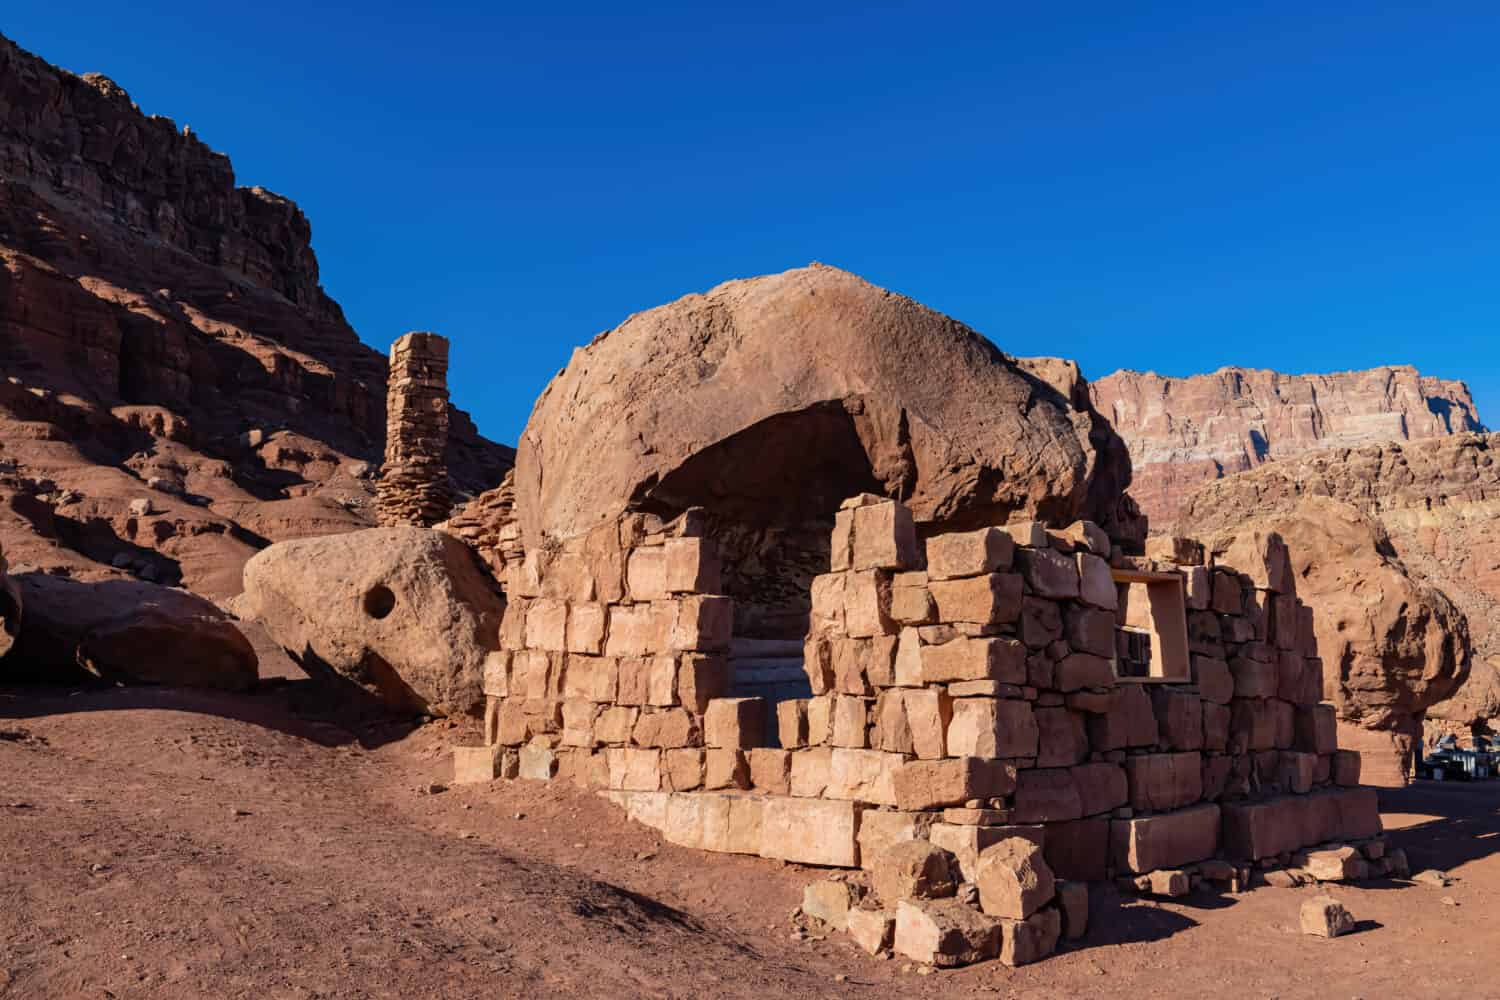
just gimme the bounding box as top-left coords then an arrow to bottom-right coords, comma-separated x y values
238,527 -> 504,715
0,540 -> 20,658
516,264 -> 1137,548
1180,432 -> 1500,739
1093,366 -> 1482,529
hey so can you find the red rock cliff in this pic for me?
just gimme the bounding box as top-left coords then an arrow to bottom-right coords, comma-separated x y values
0,32 -> 512,600
1091,366 -> 1483,529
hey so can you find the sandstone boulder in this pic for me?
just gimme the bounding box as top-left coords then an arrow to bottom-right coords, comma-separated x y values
6,574 -> 256,690
975,837 -> 1056,920
0,541 -> 20,659
238,527 -> 504,715
514,265 -> 1137,546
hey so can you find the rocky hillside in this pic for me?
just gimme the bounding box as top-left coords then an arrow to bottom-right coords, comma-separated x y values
1091,366 -> 1484,529
0,32 -> 512,601
1178,433 -> 1500,736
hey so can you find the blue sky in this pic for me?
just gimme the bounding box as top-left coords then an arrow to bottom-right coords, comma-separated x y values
8,4 -> 1499,443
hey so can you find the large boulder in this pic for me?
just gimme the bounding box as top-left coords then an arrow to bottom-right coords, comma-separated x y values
5,574 -> 256,690
0,541 -> 20,658
1184,495 -> 1470,782
238,527 -> 503,715
514,264 -> 1138,545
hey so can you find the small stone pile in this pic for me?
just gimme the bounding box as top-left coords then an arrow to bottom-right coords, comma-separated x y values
438,470 -> 520,578
376,332 -> 453,527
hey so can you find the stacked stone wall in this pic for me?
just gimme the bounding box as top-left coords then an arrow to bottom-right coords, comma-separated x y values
376,332 -> 453,527
454,493 -> 1388,963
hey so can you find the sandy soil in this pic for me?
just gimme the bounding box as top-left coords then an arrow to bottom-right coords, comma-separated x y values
2,681 -> 1496,1000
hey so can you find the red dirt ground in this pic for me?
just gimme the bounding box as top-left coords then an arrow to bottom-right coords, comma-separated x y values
2,681 -> 1496,999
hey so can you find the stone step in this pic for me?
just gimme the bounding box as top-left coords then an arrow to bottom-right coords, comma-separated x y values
730,638 -> 805,660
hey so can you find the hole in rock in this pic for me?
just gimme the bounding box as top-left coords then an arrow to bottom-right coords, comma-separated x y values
363,585 -> 397,620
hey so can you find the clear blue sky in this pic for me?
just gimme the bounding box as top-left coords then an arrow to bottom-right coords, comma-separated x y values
9,4 -> 1499,443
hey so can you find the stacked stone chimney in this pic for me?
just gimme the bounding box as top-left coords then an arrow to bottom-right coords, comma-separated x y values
376,332 -> 453,527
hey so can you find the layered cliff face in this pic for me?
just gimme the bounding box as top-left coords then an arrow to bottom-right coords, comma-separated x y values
0,32 -> 512,601
1091,366 -> 1484,529
1179,432 -> 1500,740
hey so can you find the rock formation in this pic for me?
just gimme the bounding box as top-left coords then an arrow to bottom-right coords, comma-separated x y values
1182,489 -> 1472,784
6,574 -> 257,691
516,264 -> 1137,548
1179,432 -> 1500,743
376,333 -> 454,527
0,32 -> 512,607
237,527 -> 505,715
1092,366 -> 1483,529
0,540 -> 20,658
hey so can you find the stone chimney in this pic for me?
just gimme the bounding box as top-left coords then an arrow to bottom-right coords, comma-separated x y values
376,331 -> 453,527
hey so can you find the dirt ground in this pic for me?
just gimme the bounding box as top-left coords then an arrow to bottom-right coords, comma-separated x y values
2,681 -> 1496,1000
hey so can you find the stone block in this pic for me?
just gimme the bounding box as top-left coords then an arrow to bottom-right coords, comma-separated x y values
1034,706 -> 1089,767
830,508 -> 855,571
875,688 -> 951,759
920,636 -> 1027,685
1146,536 -> 1204,566
1087,683 -> 1157,750
1151,687 -> 1204,751
803,879 -> 861,930
789,747 -> 832,797
748,748 -> 792,795
825,748 -> 902,806
452,745 -> 501,784
1202,701 -> 1230,751
677,654 -> 730,713
1185,566 -> 1212,611
871,840 -> 957,905
520,743 -> 560,782
776,699 -> 810,749
605,747 -> 661,791
947,697 -> 1039,759
857,809 -> 936,870
927,527 -> 1015,580
894,899 -> 1001,967
671,595 -> 733,652
1077,553 -> 1118,611
853,500 -> 920,571
892,757 -> 1017,811
1057,881 -> 1088,939
663,536 -> 721,594
605,603 -> 668,656
1065,606 -> 1115,658
525,598 -> 569,653
704,748 -> 750,790
563,654 -> 619,703
893,628 -> 924,686
760,796 -> 862,867
565,603 -> 606,655
1017,547 -> 1080,599
1013,767 -> 1083,824
1301,895 -> 1355,938
1278,751 -> 1317,794
705,697 -> 767,749
1305,845 -> 1363,882
929,573 -> 1023,625
1054,653 -> 1115,692
890,576 -> 937,626
1071,762 -> 1128,816
831,696 -> 870,748
482,651 -> 510,698
1332,749 -> 1361,786
1192,654 -> 1233,705
626,546 -> 668,601
809,573 -> 846,638
1110,803 -> 1221,873
1125,752 -> 1203,811
1045,817 -> 1110,881
845,570 -> 895,638
847,907 -> 896,955
1229,654 -> 1278,699
595,705 -> 639,744
1230,698 -> 1277,752
1294,703 -> 1338,755
929,823 -> 1043,883
1020,597 -> 1063,649
561,700 -> 601,747
1211,570 -> 1243,615
663,748 -> 705,790
976,838 -> 1055,920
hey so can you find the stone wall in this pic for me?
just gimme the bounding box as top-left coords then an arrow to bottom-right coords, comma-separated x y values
454,494 -> 1387,965
376,332 -> 453,527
